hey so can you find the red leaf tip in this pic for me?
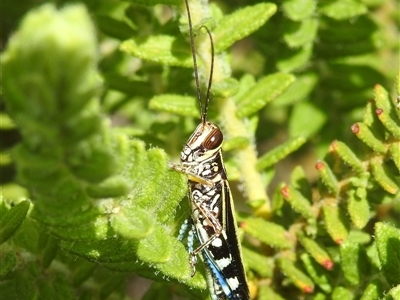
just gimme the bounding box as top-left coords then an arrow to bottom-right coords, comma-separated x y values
335,238 -> 344,245
351,123 -> 360,134
315,161 -> 324,170
303,286 -> 314,293
281,185 -> 290,198
329,140 -> 338,152
322,259 -> 334,270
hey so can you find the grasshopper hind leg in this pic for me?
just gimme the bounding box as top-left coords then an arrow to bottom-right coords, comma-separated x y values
178,218 -> 199,276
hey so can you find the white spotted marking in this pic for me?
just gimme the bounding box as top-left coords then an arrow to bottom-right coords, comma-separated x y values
203,170 -> 212,176
213,206 -> 219,214
215,256 -> 232,269
211,237 -> 222,247
227,277 -> 240,290
209,193 -> 220,209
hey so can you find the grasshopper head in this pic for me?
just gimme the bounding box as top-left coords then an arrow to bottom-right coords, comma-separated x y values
181,122 -> 223,163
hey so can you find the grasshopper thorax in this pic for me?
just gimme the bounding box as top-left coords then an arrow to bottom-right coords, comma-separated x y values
181,121 -> 223,164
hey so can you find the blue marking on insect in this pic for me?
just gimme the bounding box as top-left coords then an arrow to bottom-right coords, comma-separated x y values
203,251 -> 234,298
178,219 -> 197,266
179,218 -> 248,299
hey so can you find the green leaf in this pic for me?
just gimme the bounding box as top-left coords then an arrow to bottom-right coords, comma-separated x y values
389,142 -> 400,171
370,158 -> 400,194
374,84 -> 393,113
258,285 -> 285,300
331,286 -> 354,300
0,200 -> 30,244
152,242 -> 207,290
120,35 -> 192,67
397,70 -> 400,96
149,94 -> 199,117
300,253 -> 332,293
315,161 -> 339,195
95,15 -> 136,40
375,108 -> 400,139
359,280 -> 383,300
15,262 -> 40,299
319,16 -> 378,43
298,233 -> 334,270
127,0 -> 181,4
366,242 -> 381,269
289,102 -> 327,138
242,247 -> 273,277
277,43 -> 313,72
351,122 -> 387,154
236,73 -> 295,118
12,218 -> 40,254
312,293 -> 328,300
363,98 -> 378,127
340,241 -> 362,285
211,78 -> 240,98
0,251 -> 17,277
0,113 -> 16,130
388,285 -> 400,300
272,73 -> 318,107
317,32 -> 383,59
137,225 -> 172,263
99,244 -> 206,291
111,206 -> 154,240
347,230 -> 371,244
374,83 -> 400,138
61,237 -> 137,263
242,217 -> 292,249
214,3 -> 277,52
2,4 -> 99,124
290,166 -> 311,197
319,0 -> 368,20
234,74 -> 257,104
281,185 -> 315,225
278,258 -> 314,293
283,0 -> 316,21
322,202 -> 349,244
86,176 -> 130,198
42,235 -> 59,269
347,189 -> 370,229
257,136 -> 306,170
68,148 -> 117,184
1,4 -> 193,291
330,140 -> 364,172
283,18 -> 318,48
375,222 -> 400,285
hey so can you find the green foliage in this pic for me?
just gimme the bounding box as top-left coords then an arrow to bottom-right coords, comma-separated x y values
1,0 -> 399,300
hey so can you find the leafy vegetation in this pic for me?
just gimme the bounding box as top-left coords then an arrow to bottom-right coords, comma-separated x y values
1,0 -> 399,299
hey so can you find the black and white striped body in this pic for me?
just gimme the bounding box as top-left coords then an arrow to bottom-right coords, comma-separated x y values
181,122 -> 249,300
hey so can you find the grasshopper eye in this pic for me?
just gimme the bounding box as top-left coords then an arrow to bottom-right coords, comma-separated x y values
202,128 -> 223,150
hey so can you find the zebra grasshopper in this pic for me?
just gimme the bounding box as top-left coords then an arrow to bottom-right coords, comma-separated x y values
170,1 -> 250,299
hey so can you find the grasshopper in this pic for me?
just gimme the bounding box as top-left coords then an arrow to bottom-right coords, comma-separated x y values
171,1 -> 250,299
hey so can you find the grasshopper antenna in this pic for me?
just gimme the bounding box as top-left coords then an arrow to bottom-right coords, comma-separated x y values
184,0 -> 215,124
